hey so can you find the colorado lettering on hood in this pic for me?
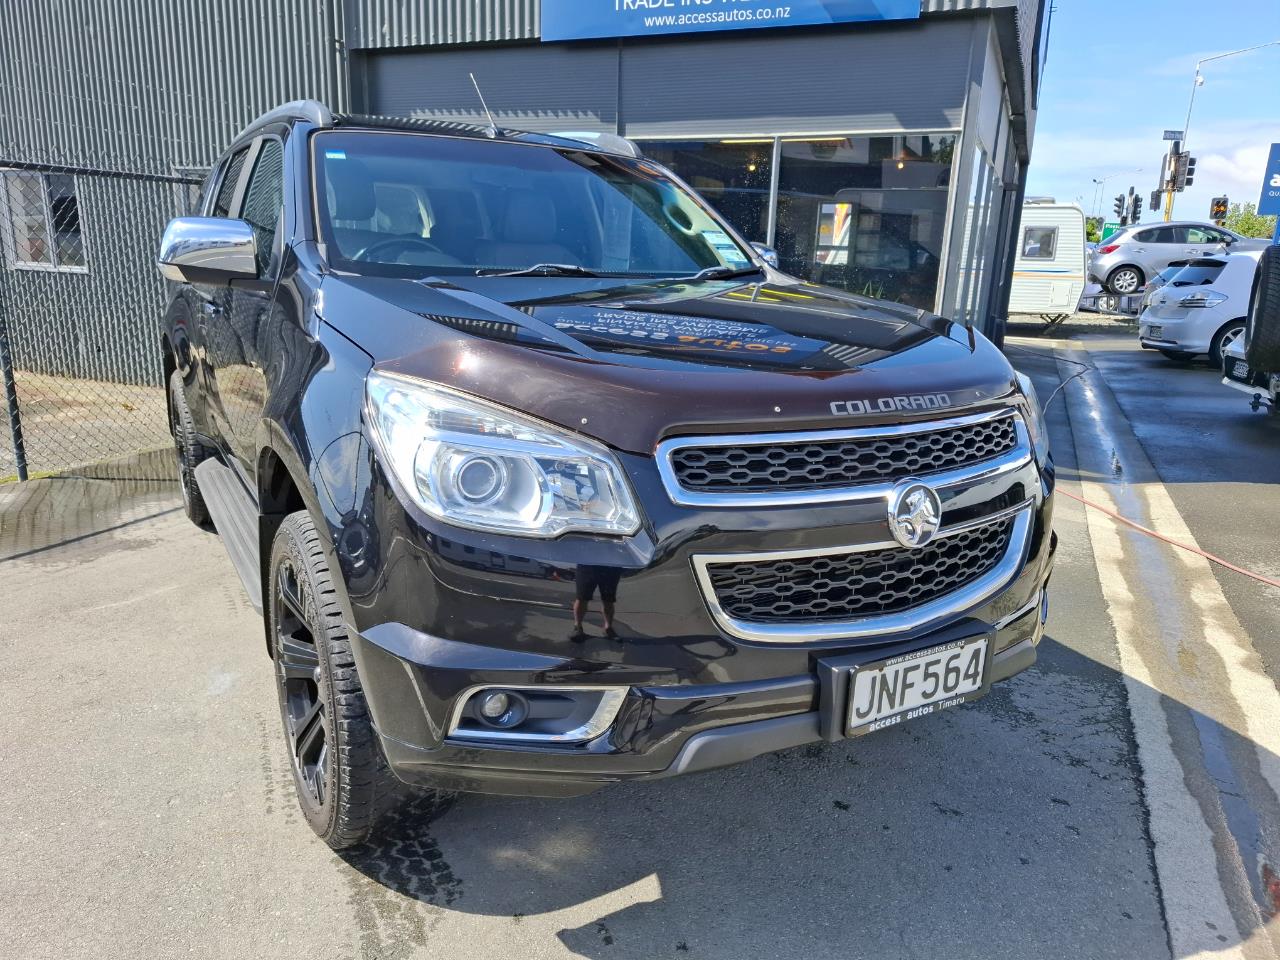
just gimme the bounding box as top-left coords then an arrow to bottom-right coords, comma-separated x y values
830,394 -> 954,416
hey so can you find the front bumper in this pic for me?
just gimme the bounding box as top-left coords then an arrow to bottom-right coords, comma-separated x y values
357,597 -> 1049,797
343,430 -> 1055,795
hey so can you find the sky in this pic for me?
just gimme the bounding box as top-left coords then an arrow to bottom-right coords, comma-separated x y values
1025,0 -> 1280,222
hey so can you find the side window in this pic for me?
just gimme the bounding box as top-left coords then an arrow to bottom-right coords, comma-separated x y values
213,147 -> 250,218
0,170 -> 87,271
1134,228 -> 1159,243
1163,226 -> 1189,244
239,139 -> 284,275
1021,226 -> 1058,259
1186,226 -> 1221,244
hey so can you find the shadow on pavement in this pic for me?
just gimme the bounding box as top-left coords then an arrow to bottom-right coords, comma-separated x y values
0,475 -> 180,561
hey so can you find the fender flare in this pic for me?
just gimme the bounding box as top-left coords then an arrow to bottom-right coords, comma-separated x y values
254,420 -> 363,657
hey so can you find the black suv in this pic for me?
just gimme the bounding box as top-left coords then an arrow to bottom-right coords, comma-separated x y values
159,102 -> 1055,849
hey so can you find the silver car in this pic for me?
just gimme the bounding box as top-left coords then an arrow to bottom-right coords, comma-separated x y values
1089,221 -> 1267,295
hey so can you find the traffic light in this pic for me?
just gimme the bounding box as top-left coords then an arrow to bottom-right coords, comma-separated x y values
1114,195 -> 1126,219
1129,193 -> 1142,223
1174,153 -> 1197,192
1150,189 -> 1162,212
1210,196 -> 1229,223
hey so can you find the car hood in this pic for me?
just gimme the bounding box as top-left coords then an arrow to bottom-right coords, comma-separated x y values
320,272 -> 1017,454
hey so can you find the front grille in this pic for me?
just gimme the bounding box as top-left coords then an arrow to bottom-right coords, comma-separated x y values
670,415 -> 1018,493
704,517 -> 1015,624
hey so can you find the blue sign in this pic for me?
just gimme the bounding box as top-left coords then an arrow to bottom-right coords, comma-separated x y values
541,0 -> 920,43
1259,143 -> 1280,217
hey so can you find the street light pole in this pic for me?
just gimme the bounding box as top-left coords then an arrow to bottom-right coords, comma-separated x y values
1171,40 -> 1280,218
1091,169 -> 1142,219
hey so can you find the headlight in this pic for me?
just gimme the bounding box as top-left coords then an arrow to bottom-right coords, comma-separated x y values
1178,291 -> 1227,308
365,372 -> 641,538
1014,372 -> 1050,464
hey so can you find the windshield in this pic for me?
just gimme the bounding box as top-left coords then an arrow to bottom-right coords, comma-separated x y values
311,131 -> 756,279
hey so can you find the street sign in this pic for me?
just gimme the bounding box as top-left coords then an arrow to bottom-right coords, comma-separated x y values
1163,130 -> 1185,141
1258,143 -> 1280,217
1101,221 -> 1122,241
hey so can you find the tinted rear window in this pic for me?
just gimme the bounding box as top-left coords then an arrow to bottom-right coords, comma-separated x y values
1168,261 -> 1225,287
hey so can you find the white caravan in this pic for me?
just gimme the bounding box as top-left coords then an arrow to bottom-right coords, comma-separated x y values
1008,200 -> 1087,323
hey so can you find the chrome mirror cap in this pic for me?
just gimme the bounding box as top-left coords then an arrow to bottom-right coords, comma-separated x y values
157,217 -> 257,283
751,242 -> 779,267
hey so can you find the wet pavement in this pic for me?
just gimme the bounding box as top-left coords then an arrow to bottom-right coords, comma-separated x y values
1,334 -> 1279,959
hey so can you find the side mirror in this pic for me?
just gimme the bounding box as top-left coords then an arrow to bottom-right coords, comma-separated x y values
751,242 -> 779,267
157,217 -> 257,283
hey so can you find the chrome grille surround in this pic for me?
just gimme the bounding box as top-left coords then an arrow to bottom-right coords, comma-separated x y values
706,516 -> 1015,623
691,502 -> 1035,644
656,407 -> 1030,507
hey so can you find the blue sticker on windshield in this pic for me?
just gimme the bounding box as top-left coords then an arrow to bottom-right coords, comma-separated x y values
325,150 -> 347,160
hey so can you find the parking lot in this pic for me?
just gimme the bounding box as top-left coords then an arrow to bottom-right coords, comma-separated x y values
3,332 -> 1278,960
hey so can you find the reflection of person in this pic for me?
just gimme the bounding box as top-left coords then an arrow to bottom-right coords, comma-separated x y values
572,564 -> 623,641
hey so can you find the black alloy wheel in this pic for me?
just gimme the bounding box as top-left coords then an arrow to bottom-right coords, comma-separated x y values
269,510 -> 403,849
274,554 -> 329,810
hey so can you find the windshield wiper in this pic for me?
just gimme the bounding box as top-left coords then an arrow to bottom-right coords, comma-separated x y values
478,263 -> 601,278
681,265 -> 765,282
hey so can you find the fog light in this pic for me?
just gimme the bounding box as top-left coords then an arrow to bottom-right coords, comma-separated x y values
475,689 -> 529,729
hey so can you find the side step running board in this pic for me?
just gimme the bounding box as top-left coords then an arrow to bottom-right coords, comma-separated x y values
194,459 -> 263,613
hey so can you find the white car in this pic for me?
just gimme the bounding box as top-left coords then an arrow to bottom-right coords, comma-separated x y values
1138,250 -> 1262,365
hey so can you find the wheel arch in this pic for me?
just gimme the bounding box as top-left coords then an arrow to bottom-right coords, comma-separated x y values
255,430 -> 360,658
160,333 -> 177,435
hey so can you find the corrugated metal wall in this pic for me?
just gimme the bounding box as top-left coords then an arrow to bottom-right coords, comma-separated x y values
0,0 -> 348,173
367,17 -> 973,137
347,0 -> 539,49
0,0 -> 350,388
369,42 -> 619,131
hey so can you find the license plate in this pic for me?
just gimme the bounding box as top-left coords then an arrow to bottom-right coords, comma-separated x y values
846,637 -> 989,737
1148,325 -> 1163,338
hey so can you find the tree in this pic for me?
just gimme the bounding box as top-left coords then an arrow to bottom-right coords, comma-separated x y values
1086,217 -> 1103,244
1222,201 -> 1276,239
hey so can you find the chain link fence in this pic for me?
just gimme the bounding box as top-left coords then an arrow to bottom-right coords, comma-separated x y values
0,150 -> 202,482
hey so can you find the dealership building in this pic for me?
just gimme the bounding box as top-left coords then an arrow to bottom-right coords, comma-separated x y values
2,0 -> 1048,391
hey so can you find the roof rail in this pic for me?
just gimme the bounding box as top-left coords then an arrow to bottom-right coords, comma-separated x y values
551,131 -> 644,158
234,100 -> 333,143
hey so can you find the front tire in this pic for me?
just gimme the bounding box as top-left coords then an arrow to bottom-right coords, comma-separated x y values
269,510 -> 401,849
1106,266 -> 1143,295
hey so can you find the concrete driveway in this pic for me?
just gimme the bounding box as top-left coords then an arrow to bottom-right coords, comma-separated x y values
2,335 -> 1278,960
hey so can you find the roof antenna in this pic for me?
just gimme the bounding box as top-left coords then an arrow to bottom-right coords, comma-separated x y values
469,73 -> 499,139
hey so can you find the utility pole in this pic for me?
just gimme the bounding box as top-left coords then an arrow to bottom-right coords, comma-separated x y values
1171,40 -> 1280,218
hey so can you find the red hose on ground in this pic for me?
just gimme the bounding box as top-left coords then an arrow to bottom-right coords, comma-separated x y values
1058,489 -> 1280,590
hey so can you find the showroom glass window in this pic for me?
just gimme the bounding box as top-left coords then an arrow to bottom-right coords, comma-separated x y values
774,135 -> 954,309
640,140 -> 774,248
0,170 -> 88,271
643,135 -> 955,310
